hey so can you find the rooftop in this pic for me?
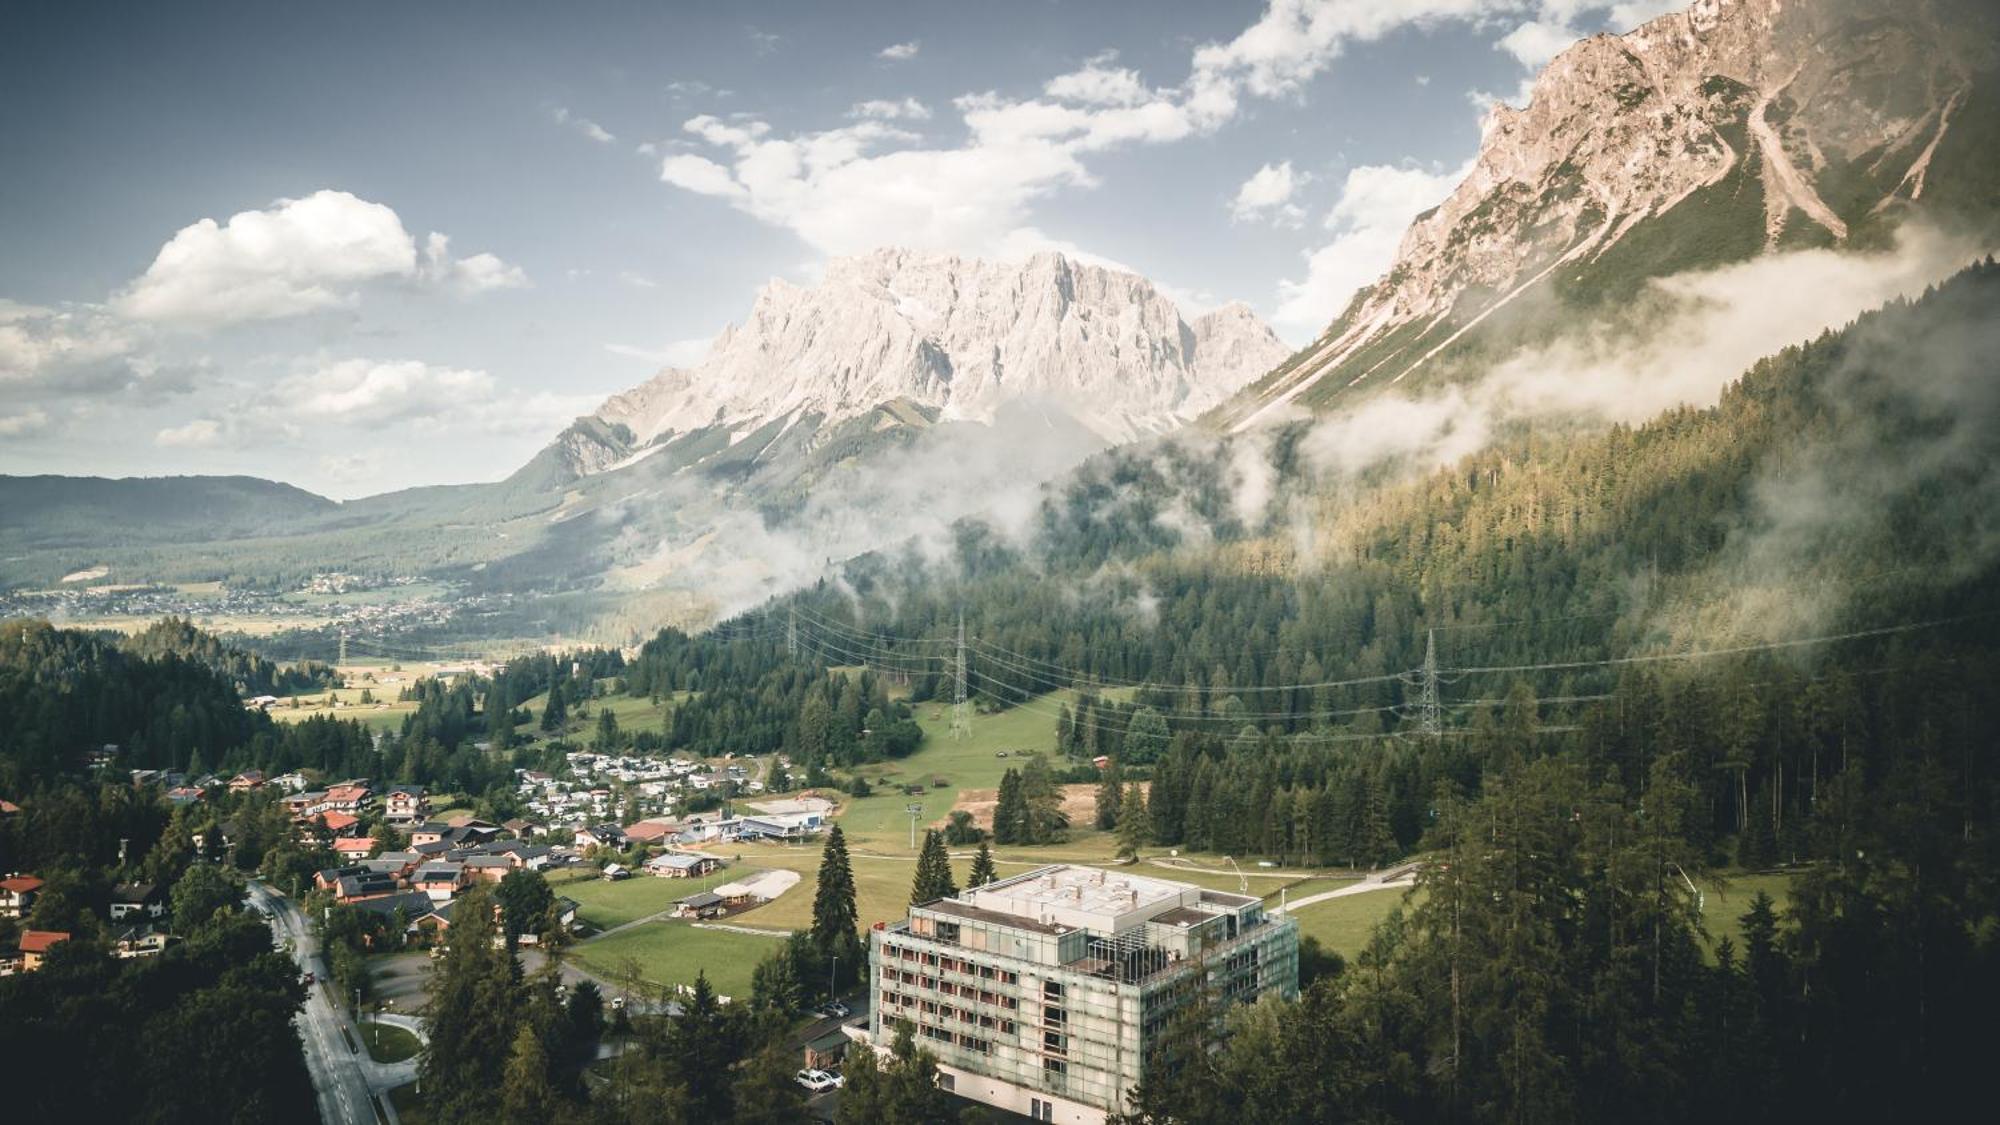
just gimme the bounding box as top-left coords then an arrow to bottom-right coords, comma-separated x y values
960,864 -> 1204,934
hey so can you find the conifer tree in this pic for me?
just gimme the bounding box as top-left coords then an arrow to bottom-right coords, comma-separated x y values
811,825 -> 857,949
1094,755 -> 1124,830
1116,780 -> 1150,860
910,829 -> 957,904
992,768 -> 1026,845
967,841 -> 998,888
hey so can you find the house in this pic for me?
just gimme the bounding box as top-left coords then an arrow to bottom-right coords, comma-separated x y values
228,770 -> 266,792
285,791 -> 324,818
335,872 -> 399,902
110,882 -> 166,922
19,930 -> 69,970
409,822 -> 451,847
331,836 -> 378,859
673,891 -> 726,920
315,864 -> 371,892
348,891 -> 448,947
1,874 -> 44,918
110,924 -> 172,959
623,819 -> 678,845
712,880 -> 769,908
463,855 -> 514,883
270,771 -> 311,793
314,784 -> 372,816
645,852 -> 720,879
574,824 -> 628,851
165,786 -> 206,805
735,811 -> 826,841
316,811 -> 362,836
414,861 -> 468,901
502,817 -> 541,838
382,786 -> 430,825
601,863 -> 632,882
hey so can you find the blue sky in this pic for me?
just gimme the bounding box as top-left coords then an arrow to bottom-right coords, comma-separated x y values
0,0 -> 1677,497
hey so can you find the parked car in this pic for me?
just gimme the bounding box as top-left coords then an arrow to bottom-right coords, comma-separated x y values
815,1001 -> 851,1019
302,971 -> 315,984
796,1069 -> 839,1093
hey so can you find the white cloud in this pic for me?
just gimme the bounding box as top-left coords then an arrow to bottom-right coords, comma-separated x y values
0,302 -> 148,396
619,271 -> 659,289
420,233 -> 529,295
155,418 -> 222,448
1044,56 -> 1151,107
0,408 -> 49,436
554,106 -> 617,143
605,336 -> 714,367
1230,160 -> 1308,225
849,98 -> 933,121
878,41 -> 920,61
657,1 -> 1540,263
1496,19 -> 1580,68
113,190 -> 525,327
274,357 -> 495,426
1273,160 -> 1468,335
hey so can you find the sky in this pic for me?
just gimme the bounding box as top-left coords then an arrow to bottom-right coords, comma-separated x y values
0,0 -> 1682,498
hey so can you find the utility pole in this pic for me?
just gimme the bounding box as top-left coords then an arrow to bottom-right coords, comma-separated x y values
1419,628 -> 1442,741
950,610 -> 970,741
907,802 -> 925,849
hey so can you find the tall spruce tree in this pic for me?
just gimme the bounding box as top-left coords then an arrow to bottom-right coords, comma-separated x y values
1116,780 -> 1150,860
992,768 -> 1026,845
811,824 -> 857,948
967,841 -> 998,887
1094,756 -> 1124,830
910,829 -> 957,904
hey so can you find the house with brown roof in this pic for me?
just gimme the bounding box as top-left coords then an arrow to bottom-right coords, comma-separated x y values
383,786 -> 430,825
331,836 -> 378,859
19,929 -> 69,970
1,874 -> 44,918
228,770 -> 266,792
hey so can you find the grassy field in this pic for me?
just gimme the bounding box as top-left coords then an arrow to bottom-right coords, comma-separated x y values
1698,871 -> 1795,953
548,867 -> 736,930
361,1021 -> 421,1063
571,919 -> 785,1002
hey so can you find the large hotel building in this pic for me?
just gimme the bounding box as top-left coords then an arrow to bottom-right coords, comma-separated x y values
867,863 -> 1300,1123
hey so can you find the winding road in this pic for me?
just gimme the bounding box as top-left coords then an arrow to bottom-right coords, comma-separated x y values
248,880 -> 412,1125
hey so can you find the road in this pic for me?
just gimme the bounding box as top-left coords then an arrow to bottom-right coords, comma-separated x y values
247,880 -> 398,1125
1277,863 -> 1421,914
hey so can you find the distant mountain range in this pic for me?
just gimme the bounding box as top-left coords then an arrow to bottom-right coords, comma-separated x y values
4,0 -> 1995,639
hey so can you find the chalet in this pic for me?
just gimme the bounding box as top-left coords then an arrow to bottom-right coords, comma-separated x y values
110,882 -> 166,922
672,891 -> 725,919
574,824 -> 628,851
19,930 -> 69,970
317,811 -> 361,836
414,862 -> 468,902
228,770 -> 266,792
311,784 -> 372,816
315,865 -> 372,892
246,695 -> 280,710
409,822 -> 451,847
645,853 -> 720,879
331,836 -> 378,860
284,791 -> 324,818
334,872 -> 399,902
1,874 -> 44,918
111,924 -> 172,959
463,856 -> 514,883
270,771 -> 311,793
502,817 -> 541,837
165,786 -> 206,805
382,786 -> 430,825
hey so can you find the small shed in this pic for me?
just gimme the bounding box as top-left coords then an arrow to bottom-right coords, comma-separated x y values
673,891 -> 726,920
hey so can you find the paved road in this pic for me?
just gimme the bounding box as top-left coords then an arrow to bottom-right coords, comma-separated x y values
1277,863 -> 1421,914
248,880 -> 407,1125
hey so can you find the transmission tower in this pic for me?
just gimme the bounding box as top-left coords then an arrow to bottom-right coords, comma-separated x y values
1418,628 -> 1442,739
338,629 -> 348,665
950,611 -> 971,741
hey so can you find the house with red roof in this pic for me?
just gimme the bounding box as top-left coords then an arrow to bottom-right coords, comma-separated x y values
1,874 -> 44,918
19,929 -> 69,970
331,836 -> 378,859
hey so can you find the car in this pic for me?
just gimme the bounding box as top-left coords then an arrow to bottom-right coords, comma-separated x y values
815,1001 -> 851,1019
795,1069 -> 838,1093
302,971 -> 315,984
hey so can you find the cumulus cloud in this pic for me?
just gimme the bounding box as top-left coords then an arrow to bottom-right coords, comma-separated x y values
553,106 -> 617,143
420,233 -> 530,295
1496,19 -> 1581,68
0,408 -> 50,436
154,418 -> 223,448
878,41 -> 920,61
1273,160 -> 1467,335
849,98 -> 933,121
655,1 -> 1553,262
0,302 -> 149,397
275,357 -> 494,426
1231,160 -> 1308,225
113,190 -> 526,327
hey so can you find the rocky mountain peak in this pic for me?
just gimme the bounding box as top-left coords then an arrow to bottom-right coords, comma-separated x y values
590,248 -> 1288,459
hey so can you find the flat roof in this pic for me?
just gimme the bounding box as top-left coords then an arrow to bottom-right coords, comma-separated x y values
961,865 -> 1202,933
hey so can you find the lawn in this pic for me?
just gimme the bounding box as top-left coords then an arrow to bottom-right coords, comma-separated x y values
1285,886 -> 1421,959
361,1021 -> 421,1064
548,867 -> 736,930
388,1082 -> 429,1125
570,919 -> 785,1003
1698,870 -> 1795,954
